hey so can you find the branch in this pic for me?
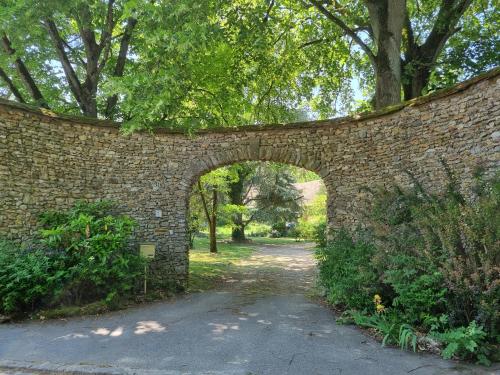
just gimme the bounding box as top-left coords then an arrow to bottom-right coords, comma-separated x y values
61,38 -> 86,66
299,38 -> 328,48
420,0 -> 472,66
105,16 -> 137,118
98,0 -> 117,73
308,0 -> 376,67
243,213 -> 256,226
0,65 -> 25,102
44,19 -> 85,110
1,33 -> 48,107
192,87 -> 229,125
263,0 -> 275,22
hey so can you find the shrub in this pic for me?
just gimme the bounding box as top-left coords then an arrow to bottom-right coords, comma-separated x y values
0,241 -> 56,314
312,219 -> 327,247
0,201 -> 145,316
316,230 -> 381,311
431,321 -> 491,365
39,200 -> 145,306
317,169 -> 499,363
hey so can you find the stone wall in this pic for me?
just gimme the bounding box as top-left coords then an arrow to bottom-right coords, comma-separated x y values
1,70 -> 499,285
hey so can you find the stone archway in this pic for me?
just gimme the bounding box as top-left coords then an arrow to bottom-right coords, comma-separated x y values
0,69 -> 498,286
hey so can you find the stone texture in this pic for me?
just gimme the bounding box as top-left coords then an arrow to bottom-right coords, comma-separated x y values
0,70 -> 499,285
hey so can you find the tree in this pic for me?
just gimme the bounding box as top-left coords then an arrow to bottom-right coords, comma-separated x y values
252,164 -> 303,231
108,0 -> 321,131
193,168 -> 238,253
227,163 -> 303,241
1,1 -> 496,124
228,164 -> 255,242
0,0 -> 136,118
305,0 -> 496,108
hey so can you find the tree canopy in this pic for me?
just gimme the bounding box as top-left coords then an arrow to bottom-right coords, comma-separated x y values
0,0 -> 497,128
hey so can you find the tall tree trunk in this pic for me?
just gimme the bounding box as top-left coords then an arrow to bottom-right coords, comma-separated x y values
105,17 -> 137,119
365,0 -> 405,109
209,188 -> 218,253
229,175 -> 247,242
208,219 -> 217,253
197,181 -> 218,253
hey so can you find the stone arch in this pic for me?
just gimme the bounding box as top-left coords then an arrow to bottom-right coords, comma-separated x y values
0,68 -> 498,287
177,146 -> 334,283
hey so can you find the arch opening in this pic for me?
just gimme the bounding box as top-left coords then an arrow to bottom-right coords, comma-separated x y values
186,161 -> 329,292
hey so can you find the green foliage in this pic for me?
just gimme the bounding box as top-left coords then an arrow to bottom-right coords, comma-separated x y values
315,230 -> 379,311
0,0 -> 497,124
317,170 -> 499,363
383,259 -> 447,324
312,219 -> 328,248
0,242 -> 54,314
431,322 -> 491,365
352,310 -> 401,347
0,201 -> 145,316
399,324 -> 418,352
296,190 -> 327,242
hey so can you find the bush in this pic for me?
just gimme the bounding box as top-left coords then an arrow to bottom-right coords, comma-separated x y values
316,230 -> 380,311
431,321 -> 491,365
0,201 -> 145,316
316,170 -> 499,363
0,242 -> 56,314
312,219 -> 327,247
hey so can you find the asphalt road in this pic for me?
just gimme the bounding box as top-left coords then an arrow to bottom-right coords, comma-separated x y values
0,242 -> 498,375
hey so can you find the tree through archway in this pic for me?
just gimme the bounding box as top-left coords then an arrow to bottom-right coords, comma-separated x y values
188,161 -> 326,254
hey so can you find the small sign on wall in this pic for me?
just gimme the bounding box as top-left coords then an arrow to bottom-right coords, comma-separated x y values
140,243 -> 156,259
154,209 -> 162,218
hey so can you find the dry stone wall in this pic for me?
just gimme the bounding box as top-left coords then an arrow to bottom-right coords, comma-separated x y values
1,70 -> 499,286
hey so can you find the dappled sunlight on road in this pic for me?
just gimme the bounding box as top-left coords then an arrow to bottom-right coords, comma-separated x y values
51,321 -> 167,342
208,322 -> 240,334
209,241 -> 318,299
134,321 -> 167,335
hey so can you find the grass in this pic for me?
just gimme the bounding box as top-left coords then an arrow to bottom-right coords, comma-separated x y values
188,237 -> 254,291
188,235 -> 300,291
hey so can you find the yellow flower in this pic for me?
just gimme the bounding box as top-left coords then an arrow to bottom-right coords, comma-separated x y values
376,303 -> 385,313
373,294 -> 382,304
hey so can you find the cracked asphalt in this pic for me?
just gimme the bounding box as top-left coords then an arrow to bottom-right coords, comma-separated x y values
0,242 -> 498,375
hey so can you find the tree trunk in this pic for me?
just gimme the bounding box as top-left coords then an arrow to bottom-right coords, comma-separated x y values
208,219 -> 217,253
229,174 -> 247,242
0,66 -> 25,103
403,67 -> 431,100
209,188 -> 218,253
401,0 -> 473,100
1,34 -> 48,108
197,181 -> 218,253
232,221 -> 246,242
365,0 -> 405,109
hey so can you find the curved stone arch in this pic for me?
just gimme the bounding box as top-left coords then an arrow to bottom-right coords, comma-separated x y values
183,146 -> 329,191
179,141 -> 334,251
0,68 -> 498,287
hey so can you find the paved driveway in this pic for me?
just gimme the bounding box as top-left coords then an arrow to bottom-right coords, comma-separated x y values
0,242 -> 497,374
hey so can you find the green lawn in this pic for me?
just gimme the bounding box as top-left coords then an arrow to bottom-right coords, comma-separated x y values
188,236 -> 301,291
